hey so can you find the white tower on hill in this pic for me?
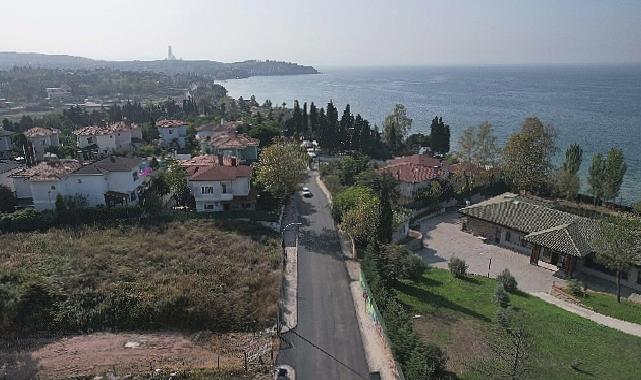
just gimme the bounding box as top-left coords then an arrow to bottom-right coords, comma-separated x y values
167,45 -> 176,60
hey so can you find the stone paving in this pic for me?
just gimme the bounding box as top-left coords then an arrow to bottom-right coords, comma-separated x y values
418,211 -> 567,293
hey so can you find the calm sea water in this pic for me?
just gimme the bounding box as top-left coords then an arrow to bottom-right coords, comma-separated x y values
223,65 -> 641,205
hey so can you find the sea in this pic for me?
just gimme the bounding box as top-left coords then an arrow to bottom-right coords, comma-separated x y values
222,65 -> 641,205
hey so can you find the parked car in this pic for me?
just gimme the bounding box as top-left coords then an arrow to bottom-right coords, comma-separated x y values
301,187 -> 312,197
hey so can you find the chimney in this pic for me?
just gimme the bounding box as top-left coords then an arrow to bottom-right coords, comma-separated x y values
231,157 -> 237,167
217,154 -> 223,165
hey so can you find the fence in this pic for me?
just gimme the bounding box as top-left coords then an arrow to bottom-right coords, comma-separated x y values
359,269 -> 406,380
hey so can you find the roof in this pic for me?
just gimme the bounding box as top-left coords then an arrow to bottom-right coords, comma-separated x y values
197,121 -> 241,133
378,154 -> 447,183
0,161 -> 21,175
74,156 -> 143,175
208,133 -> 259,150
156,119 -> 188,128
189,164 -> 252,181
24,127 -> 60,138
21,160 -> 82,181
460,193 -> 598,257
73,122 -> 139,136
0,129 -> 13,137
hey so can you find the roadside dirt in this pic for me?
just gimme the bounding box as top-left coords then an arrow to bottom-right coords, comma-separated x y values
1,332 -> 274,380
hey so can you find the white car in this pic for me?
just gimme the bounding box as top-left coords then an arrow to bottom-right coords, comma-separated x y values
301,187 -> 312,197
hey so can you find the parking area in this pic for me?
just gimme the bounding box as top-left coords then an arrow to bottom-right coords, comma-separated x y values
418,211 -> 567,293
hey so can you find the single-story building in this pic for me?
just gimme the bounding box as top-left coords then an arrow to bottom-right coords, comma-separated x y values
459,193 -> 641,292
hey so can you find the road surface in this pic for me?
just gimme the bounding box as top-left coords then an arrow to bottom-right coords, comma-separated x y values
277,173 -> 369,380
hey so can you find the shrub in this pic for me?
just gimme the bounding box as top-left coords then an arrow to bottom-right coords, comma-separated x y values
331,186 -> 378,222
495,306 -> 515,328
405,341 -> 449,380
567,279 -> 585,297
448,257 -> 468,278
402,253 -> 426,281
496,269 -> 518,293
0,185 -> 17,212
0,208 -> 53,232
494,283 -> 510,308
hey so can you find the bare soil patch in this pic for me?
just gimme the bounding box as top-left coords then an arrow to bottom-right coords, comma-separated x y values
2,331 -> 274,380
413,313 -> 488,374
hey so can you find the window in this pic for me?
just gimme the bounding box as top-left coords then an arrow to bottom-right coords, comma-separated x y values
521,238 -> 528,248
505,230 -> 512,243
130,191 -> 137,201
87,137 -> 93,144
221,182 -> 228,193
204,203 -> 214,210
132,172 -> 139,181
169,129 -> 173,134
201,186 -> 214,194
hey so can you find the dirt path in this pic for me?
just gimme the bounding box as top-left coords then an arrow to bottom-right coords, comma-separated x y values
2,332 -> 272,380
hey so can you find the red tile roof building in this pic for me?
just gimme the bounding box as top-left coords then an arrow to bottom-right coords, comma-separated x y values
378,154 -> 449,204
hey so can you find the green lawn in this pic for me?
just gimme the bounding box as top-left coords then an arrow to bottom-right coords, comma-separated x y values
576,291 -> 641,325
394,268 -> 641,380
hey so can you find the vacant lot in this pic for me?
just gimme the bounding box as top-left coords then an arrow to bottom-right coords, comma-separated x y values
0,220 -> 281,378
395,268 -> 641,380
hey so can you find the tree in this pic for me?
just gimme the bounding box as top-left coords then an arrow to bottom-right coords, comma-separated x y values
383,104 -> 412,155
332,186 -> 378,223
0,185 -> 17,212
457,126 -> 477,164
602,148 -> 627,202
502,117 -> 557,193
403,133 -> 430,155
248,120 -> 281,147
587,153 -> 606,205
430,116 -> 451,155
475,122 -> 500,167
165,160 -> 191,206
591,217 -> 641,303
342,195 -> 380,245
477,309 -> 532,380
339,104 -> 353,151
377,174 -> 398,244
254,141 -> 309,202
634,201 -> 641,215
556,144 -> 583,201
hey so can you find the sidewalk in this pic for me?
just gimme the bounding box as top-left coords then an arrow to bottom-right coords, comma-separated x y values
534,292 -> 641,338
281,245 -> 298,333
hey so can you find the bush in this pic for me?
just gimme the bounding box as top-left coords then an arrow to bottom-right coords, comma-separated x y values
448,257 -> 468,278
494,283 -> 510,308
495,306 -> 515,328
496,268 -> 518,293
567,279 -> 585,297
402,253 -> 426,281
0,208 -> 53,232
0,185 -> 17,212
331,185 -> 378,222
405,341 -> 449,380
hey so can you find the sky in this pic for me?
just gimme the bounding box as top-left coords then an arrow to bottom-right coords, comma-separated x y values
3,0 -> 641,66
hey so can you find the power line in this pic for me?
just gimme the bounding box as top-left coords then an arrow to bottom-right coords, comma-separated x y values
282,327 -> 370,380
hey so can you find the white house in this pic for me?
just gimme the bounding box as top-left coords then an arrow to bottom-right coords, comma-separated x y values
73,122 -> 142,158
195,120 -> 242,141
156,119 -> 188,149
378,154 -> 450,204
18,157 -> 148,210
0,129 -> 13,159
0,161 -> 23,193
180,155 -> 255,212
24,128 -> 60,162
200,133 -> 259,162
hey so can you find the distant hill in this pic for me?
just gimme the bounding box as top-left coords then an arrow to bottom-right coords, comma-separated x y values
0,52 -> 318,79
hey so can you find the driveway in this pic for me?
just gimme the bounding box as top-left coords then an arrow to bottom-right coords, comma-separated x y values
277,173 -> 369,380
418,211 -> 567,293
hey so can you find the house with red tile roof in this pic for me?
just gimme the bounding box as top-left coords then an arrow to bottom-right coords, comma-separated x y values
24,127 -> 60,161
73,122 -> 142,157
180,155 -> 255,212
156,119 -> 188,149
200,133 -> 259,162
378,154 -> 449,204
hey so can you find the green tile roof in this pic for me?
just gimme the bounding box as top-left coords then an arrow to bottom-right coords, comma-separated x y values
460,193 -> 597,257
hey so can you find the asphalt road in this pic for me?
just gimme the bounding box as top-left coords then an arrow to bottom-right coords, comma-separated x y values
277,173 -> 369,380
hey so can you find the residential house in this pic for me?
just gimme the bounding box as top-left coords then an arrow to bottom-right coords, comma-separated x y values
17,157 -> 148,210
73,122 -> 142,158
195,120 -> 242,141
180,155 -> 255,212
156,119 -> 188,149
201,133 -> 259,162
459,193 -> 641,292
0,129 -> 13,159
0,161 -> 23,192
24,127 -> 60,161
377,154 -> 450,204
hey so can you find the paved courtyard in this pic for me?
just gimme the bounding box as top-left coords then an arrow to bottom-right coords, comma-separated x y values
418,211 -> 567,293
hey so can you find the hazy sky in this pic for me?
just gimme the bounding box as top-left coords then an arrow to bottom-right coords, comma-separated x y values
4,0 -> 641,65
